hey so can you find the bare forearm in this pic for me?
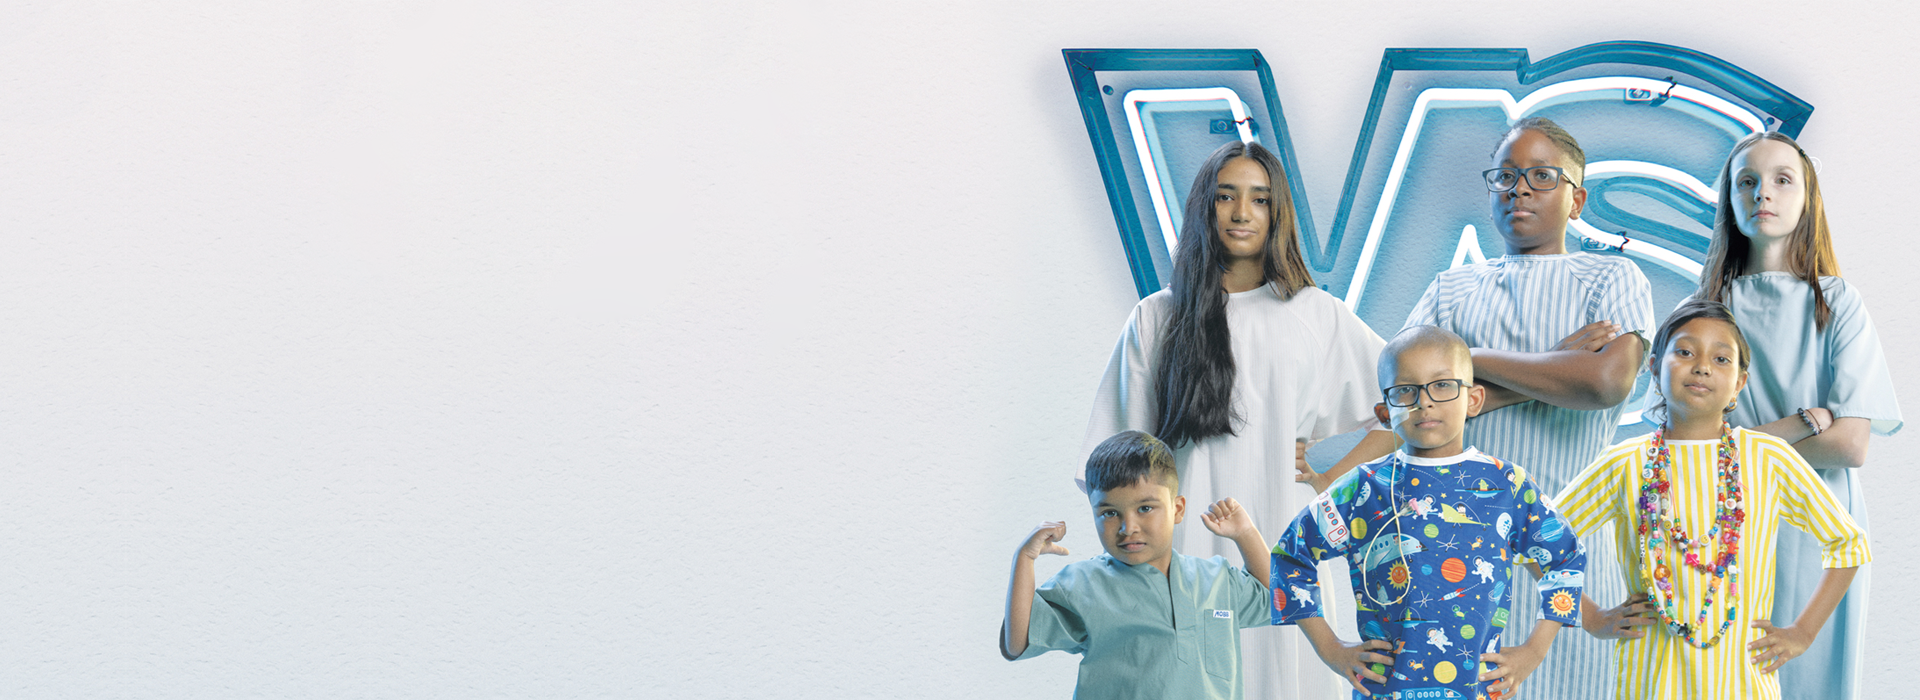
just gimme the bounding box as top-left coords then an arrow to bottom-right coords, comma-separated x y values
1476,380 -> 1532,413
1001,554 -> 1036,660
1294,616 -> 1341,656
1752,415 -> 1870,468
1315,430 -> 1398,492
1470,341 -> 1640,410
1521,619 -> 1563,653
1232,531 -> 1271,588
1751,414 -> 1817,442
1795,418 -> 1871,469
1579,594 -> 1602,635
1790,567 -> 1858,634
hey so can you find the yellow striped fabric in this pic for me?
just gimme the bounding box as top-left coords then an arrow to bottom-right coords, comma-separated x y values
1550,428 -> 1870,700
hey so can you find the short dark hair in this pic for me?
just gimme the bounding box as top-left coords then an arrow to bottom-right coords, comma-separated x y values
1493,116 -> 1587,186
1378,325 -> 1473,391
1084,430 -> 1179,493
1646,299 -> 1752,418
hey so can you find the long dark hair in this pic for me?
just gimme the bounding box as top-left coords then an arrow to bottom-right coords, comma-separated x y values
1697,131 -> 1842,330
1152,141 -> 1315,447
1645,299 -> 1751,420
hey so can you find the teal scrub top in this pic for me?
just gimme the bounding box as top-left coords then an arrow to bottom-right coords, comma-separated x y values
1019,551 -> 1270,700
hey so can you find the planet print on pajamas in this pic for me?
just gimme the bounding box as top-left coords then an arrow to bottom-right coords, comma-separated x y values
1272,449 -> 1586,700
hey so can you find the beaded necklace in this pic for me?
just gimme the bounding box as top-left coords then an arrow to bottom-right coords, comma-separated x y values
1638,421 -> 1745,648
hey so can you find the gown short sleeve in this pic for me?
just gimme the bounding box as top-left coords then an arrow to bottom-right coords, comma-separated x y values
1078,294 -> 1167,489
1303,296 -> 1388,442
1594,257 -> 1655,337
1819,282 -> 1903,436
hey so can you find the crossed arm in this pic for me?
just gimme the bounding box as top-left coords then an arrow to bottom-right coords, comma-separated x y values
1750,408 -> 1871,469
1485,321 -> 1871,467
1300,322 -> 1643,492
1471,321 -> 1645,412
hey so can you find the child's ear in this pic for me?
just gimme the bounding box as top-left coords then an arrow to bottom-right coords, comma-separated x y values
1172,495 -> 1186,524
1568,182 -> 1588,221
1465,382 -> 1487,418
1374,402 -> 1391,427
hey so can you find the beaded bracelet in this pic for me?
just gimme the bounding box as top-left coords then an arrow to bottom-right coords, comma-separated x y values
1798,408 -> 1825,436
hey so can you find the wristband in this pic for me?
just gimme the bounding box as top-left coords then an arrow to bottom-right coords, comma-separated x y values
1798,408 -> 1824,436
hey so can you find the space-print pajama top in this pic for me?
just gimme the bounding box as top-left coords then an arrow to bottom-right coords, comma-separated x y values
1272,448 -> 1587,700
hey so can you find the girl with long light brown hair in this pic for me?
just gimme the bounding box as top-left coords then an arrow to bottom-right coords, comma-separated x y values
1692,131 -> 1901,700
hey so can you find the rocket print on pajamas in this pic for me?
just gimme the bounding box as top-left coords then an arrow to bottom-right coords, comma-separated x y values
1270,449 -> 1585,700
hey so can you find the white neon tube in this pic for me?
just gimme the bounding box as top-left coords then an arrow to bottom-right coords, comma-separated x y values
1569,160 -> 1714,278
1568,219 -> 1704,277
1123,88 -> 1254,254
1450,225 -> 1487,268
1342,76 -> 1764,310
1586,160 -> 1717,202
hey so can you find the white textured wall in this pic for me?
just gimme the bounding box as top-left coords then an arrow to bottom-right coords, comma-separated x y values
1,1 -> 1914,698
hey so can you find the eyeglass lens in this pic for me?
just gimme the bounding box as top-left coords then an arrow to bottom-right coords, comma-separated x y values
1484,167 -> 1562,192
1385,380 -> 1462,407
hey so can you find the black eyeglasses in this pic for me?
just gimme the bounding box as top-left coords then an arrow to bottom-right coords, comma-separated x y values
1382,379 -> 1465,407
1482,166 -> 1575,193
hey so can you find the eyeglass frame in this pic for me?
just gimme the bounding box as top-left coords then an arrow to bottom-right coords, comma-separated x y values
1381,379 -> 1468,408
1481,165 -> 1577,193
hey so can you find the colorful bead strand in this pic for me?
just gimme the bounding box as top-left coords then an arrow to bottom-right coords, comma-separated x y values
1636,422 -> 1744,649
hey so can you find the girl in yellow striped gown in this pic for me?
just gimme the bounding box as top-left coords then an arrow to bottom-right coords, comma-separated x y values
1551,300 -> 1868,700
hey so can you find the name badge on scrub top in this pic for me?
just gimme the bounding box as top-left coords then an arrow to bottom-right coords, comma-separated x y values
1212,610 -> 1232,619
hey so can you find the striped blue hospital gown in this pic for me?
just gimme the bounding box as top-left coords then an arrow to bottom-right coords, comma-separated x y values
1402,252 -> 1653,700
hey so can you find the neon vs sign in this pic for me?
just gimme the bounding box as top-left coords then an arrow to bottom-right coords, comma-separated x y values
1063,42 -> 1811,428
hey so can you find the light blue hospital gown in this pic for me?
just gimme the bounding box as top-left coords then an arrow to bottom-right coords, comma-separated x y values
1719,273 -> 1902,700
1403,252 -> 1652,700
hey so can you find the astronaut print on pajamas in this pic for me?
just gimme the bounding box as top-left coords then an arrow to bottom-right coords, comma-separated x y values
1272,450 -> 1585,700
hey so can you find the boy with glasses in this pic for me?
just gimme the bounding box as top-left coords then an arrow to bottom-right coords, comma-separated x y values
1273,326 -> 1585,700
1314,117 -> 1653,700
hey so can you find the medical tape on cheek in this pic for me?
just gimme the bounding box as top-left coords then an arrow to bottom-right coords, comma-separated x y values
1385,403 -> 1411,455
1388,402 -> 1414,431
